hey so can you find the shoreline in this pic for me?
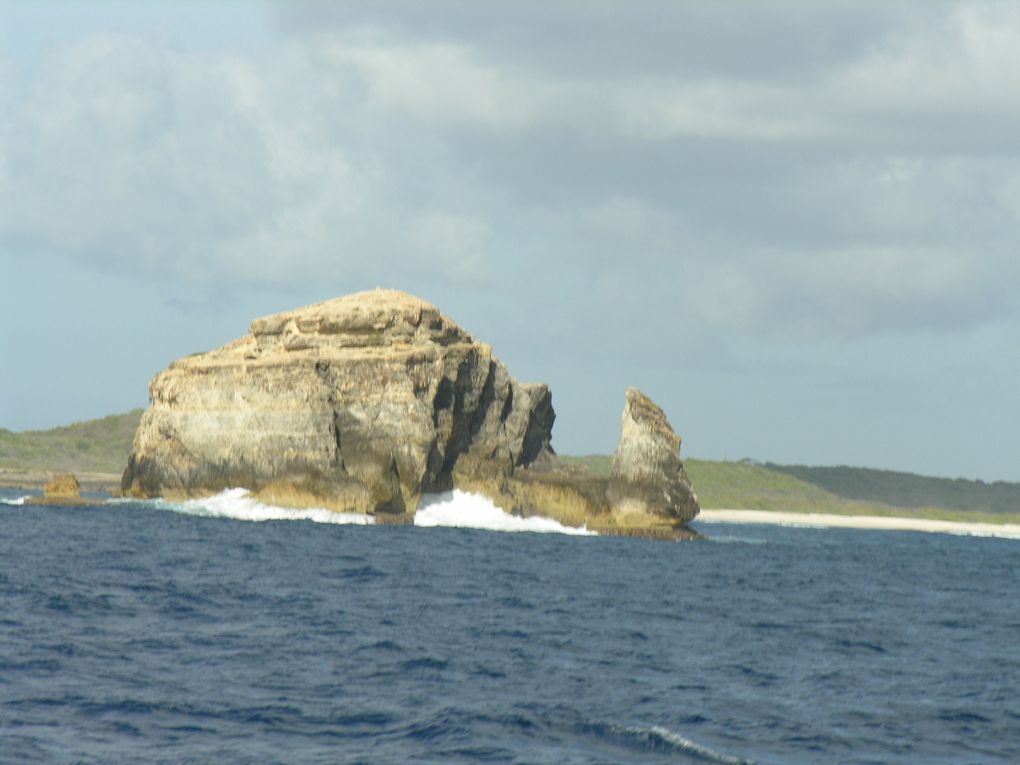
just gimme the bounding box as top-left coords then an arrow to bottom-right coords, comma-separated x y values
696,509 -> 1020,540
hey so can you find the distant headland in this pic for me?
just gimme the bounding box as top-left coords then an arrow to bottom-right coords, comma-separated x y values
120,289 -> 701,538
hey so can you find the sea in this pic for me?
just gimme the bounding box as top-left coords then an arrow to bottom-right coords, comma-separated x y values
1,486 -> 1018,764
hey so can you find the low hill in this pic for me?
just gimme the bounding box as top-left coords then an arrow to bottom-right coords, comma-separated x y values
766,463 -> 1020,515
0,410 -> 143,474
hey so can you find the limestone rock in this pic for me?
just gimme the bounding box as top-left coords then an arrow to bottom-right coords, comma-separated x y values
607,388 -> 700,526
122,289 -> 701,538
122,290 -> 556,514
45,473 -> 81,499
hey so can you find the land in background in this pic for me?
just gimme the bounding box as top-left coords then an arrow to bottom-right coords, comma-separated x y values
3,411 -> 1017,522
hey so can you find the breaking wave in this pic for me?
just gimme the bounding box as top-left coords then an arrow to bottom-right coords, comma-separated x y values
578,720 -> 755,764
145,488 -> 593,535
24,486 -> 594,535
155,488 -> 374,525
579,722 -> 754,762
414,490 -> 596,536
644,725 -> 756,764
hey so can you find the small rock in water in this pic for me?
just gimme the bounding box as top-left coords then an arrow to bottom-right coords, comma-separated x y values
44,473 -> 81,500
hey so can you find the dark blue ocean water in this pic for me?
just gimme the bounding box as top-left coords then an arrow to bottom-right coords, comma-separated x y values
2,489 -> 1019,764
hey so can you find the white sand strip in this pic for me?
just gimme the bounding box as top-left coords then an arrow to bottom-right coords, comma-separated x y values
696,510 -> 1020,540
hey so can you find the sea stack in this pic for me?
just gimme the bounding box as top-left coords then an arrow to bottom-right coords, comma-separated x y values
608,388 -> 700,526
123,289 -> 700,537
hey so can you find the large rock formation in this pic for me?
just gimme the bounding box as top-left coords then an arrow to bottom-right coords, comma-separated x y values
123,289 -> 699,537
123,290 -> 553,516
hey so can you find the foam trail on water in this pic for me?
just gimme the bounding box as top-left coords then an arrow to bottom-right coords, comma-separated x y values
0,495 -> 30,506
579,720 -> 754,764
156,488 -> 374,525
647,725 -> 755,764
415,490 -> 596,536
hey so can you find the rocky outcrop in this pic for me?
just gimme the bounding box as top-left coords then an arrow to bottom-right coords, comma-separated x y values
123,290 -> 555,515
24,472 -> 104,506
607,388 -> 699,526
123,289 -> 700,538
45,473 -> 81,499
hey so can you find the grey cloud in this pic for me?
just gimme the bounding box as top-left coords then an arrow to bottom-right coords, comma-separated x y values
271,1 -> 908,80
2,2 -> 1018,346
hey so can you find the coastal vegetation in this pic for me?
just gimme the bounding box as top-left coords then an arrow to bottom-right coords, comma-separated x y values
0,410 -> 142,473
765,463 -> 1020,515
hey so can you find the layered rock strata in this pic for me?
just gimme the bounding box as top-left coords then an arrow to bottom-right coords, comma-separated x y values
123,289 -> 700,537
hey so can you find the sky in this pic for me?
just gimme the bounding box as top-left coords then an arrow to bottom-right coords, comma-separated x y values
1,1 -> 1018,481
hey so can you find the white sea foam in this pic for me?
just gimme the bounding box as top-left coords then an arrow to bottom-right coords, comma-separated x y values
588,721 -> 754,765
158,488 -> 374,525
414,490 -> 596,536
646,725 -> 754,764
0,495 -> 30,506
704,534 -> 768,546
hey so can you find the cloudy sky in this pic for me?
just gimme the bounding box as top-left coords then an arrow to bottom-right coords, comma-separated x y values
1,1 -> 1018,480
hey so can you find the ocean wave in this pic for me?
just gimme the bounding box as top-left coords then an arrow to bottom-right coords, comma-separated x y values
703,534 -> 769,546
134,487 -> 595,534
647,725 -> 756,764
414,490 -> 597,536
0,495 -> 31,506
580,720 -> 755,764
154,488 -> 374,525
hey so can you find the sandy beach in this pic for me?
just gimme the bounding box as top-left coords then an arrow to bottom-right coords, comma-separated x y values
697,509 -> 1020,540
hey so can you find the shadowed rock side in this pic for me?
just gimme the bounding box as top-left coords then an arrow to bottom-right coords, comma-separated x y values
123,289 -> 699,538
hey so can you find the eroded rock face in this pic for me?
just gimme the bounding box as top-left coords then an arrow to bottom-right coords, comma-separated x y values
123,290 -> 700,538
607,388 -> 700,526
122,290 -> 555,514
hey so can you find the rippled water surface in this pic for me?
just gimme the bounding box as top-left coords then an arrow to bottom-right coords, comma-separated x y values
2,489 -> 1018,764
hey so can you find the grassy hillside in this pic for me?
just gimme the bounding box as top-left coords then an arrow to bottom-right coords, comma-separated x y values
561,455 -> 1020,524
767,463 -> 1020,515
0,410 -> 143,473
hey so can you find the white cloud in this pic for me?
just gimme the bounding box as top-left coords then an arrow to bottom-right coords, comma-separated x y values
615,4 -> 1020,147
837,4 -> 1020,114
2,3 -> 1019,342
618,80 -> 825,142
322,40 -> 546,130
0,34 -> 493,290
